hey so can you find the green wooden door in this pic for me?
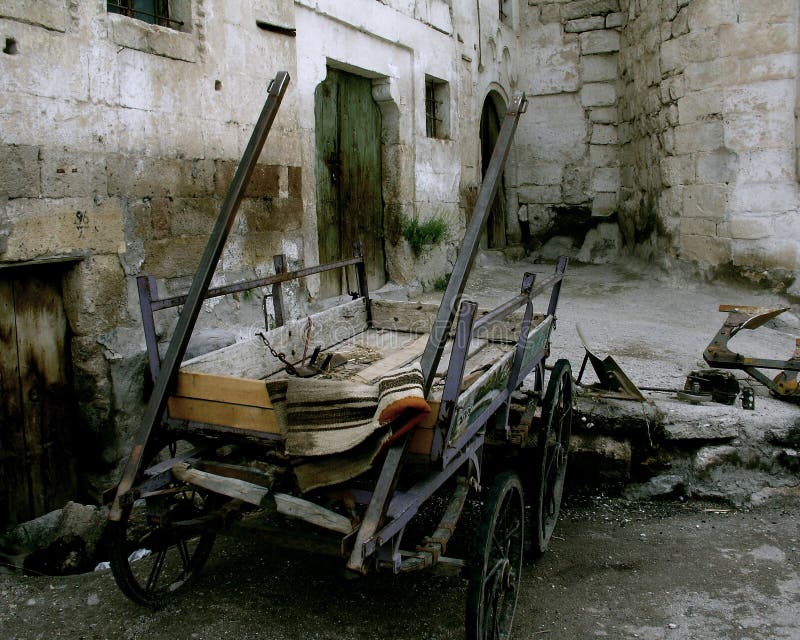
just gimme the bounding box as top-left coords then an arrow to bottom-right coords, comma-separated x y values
0,268 -> 78,527
480,95 -> 507,249
315,68 -> 386,297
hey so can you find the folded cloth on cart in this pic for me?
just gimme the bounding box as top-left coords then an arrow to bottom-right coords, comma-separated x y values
281,362 -> 430,457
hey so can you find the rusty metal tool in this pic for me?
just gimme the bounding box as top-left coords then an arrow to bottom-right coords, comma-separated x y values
703,304 -> 800,403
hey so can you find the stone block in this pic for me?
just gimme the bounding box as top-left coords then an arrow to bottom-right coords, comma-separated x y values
589,143 -> 618,167
540,4 -> 561,23
0,0 -> 67,31
679,217 -> 716,236
735,0 -> 796,24
589,107 -> 617,124
580,29 -> 620,54
686,0 -> 736,30
730,182 -> 798,214
672,6 -> 689,37
723,111 -> 794,153
518,185 -> 561,204
696,149 -> 738,184
3,197 -> 125,261
661,0 -> 678,21
523,23 -> 581,94
525,204 -> 555,235
253,0 -> 296,28
605,12 -> 624,28
674,121 -> 724,154
660,38 -> 683,72
0,144 -> 40,198
214,161 -> 281,198
737,149 -> 794,183
679,233 -> 732,266
591,166 -> 620,192
592,191 -> 617,215
562,0 -> 620,21
661,155 -> 695,186
683,60 -> 724,91
677,90 -> 723,125
723,80 -> 794,116
682,184 -> 728,218
581,82 -> 617,107
110,15 -> 198,63
576,221 -> 621,263
565,16 -> 605,32
591,124 -> 618,145
719,22 -> 797,59
40,150 -> 108,199
726,217 -> 772,241
580,54 -> 618,82
518,162 -> 563,186
563,164 -> 591,204
108,156 -> 215,199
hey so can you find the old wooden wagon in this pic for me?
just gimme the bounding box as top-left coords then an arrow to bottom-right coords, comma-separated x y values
108,72 -> 573,640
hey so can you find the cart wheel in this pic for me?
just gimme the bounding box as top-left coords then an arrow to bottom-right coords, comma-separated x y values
465,471 -> 525,640
110,445 -> 218,608
531,359 -> 572,556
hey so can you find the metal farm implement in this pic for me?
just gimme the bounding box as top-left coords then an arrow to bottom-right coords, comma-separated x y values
108,72 -> 573,639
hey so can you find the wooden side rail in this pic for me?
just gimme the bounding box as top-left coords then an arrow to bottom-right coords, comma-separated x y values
138,243 -> 369,383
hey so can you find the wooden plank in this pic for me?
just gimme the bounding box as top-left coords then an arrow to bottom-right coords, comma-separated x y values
167,397 -> 281,434
448,318 -> 553,446
174,371 -> 272,407
13,273 -> 78,519
0,277 -> 29,527
274,492 -> 355,535
181,297 -> 368,379
352,333 -> 429,383
172,462 -> 269,506
371,299 -> 540,342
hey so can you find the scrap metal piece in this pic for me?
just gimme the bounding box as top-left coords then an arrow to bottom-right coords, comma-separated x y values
703,305 -> 800,403
575,325 -> 646,401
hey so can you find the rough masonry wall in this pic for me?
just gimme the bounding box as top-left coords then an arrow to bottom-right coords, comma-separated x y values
1,0 -> 301,487
515,0 -> 625,262
618,0 -> 800,287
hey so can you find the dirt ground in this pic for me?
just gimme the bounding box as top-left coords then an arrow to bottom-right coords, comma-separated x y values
2,494 -> 798,640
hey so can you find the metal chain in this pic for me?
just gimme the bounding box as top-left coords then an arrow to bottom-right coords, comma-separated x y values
257,331 -> 298,376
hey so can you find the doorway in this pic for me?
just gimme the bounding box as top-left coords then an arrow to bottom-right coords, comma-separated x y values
480,92 -> 508,249
315,67 -> 386,298
1,265 -> 79,527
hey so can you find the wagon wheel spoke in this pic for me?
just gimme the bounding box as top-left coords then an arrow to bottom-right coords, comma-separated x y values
110,440 -> 220,608
466,472 -> 524,640
145,548 -> 168,593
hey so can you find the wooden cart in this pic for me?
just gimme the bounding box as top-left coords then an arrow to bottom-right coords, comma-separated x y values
108,72 -> 573,640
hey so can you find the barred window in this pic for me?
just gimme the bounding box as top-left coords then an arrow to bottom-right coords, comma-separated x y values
107,1 -> 185,30
425,76 -> 450,139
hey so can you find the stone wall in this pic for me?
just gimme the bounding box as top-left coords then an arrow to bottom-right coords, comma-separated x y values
515,0 -> 625,262
618,0 -> 800,287
1,0 -> 302,488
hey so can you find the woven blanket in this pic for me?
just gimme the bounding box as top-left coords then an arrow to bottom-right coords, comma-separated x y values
268,363 -> 430,492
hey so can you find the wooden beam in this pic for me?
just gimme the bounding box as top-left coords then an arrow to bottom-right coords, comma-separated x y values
273,493 -> 355,535
171,462 -> 270,506
167,397 -> 280,433
174,371 -> 272,407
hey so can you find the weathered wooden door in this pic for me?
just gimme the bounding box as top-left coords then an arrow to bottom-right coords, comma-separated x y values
315,68 -> 386,297
1,268 -> 78,527
480,94 -> 507,249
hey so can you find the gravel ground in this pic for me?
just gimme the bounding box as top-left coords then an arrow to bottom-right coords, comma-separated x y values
2,495 -> 798,640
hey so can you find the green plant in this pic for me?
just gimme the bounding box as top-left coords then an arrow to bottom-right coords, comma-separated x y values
431,272 -> 451,291
401,215 -> 448,256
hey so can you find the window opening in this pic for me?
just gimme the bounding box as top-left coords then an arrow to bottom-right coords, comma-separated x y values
107,1 -> 184,29
425,76 -> 450,139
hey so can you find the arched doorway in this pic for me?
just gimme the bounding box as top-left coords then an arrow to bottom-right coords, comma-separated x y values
480,92 -> 507,249
315,67 -> 386,297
